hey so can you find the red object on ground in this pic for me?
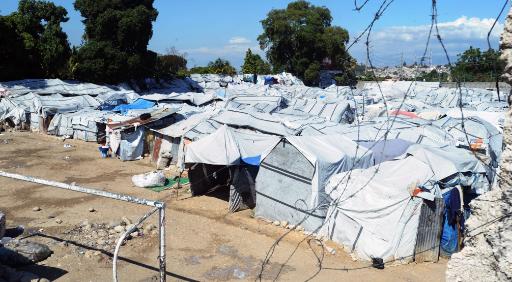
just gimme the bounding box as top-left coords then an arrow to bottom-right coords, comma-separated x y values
389,110 -> 418,118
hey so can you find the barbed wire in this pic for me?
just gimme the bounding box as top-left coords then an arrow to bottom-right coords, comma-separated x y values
257,0 -> 510,280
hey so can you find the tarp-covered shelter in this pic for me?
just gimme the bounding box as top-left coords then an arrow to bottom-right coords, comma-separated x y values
254,135 -> 376,232
48,109 -> 123,142
320,144 -> 488,262
184,125 -> 280,212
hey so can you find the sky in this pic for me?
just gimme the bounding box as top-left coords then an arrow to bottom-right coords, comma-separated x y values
1,0 -> 510,68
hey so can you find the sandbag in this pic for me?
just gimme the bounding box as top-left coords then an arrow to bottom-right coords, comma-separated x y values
132,171 -> 166,188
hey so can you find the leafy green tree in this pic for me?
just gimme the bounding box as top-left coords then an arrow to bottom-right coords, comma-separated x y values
155,54 -> 188,80
207,58 -> 237,75
155,48 -> 188,80
451,46 -> 505,82
416,69 -> 449,82
190,58 -> 237,75
72,0 -> 158,84
189,66 -> 211,74
242,49 -> 272,74
0,0 -> 70,80
258,1 -> 356,86
0,17 -> 28,80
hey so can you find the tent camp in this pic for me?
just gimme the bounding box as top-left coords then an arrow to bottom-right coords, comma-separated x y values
320,144 -> 488,263
254,135 -> 376,232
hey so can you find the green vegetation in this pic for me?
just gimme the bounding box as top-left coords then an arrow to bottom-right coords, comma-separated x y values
0,0 -> 71,81
258,0 -> 356,86
190,58 -> 237,75
71,0 -> 158,84
416,70 -> 449,82
155,48 -> 188,80
451,47 -> 504,82
242,49 -> 272,75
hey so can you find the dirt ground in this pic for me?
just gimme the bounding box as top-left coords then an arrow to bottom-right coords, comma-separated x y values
0,131 -> 447,281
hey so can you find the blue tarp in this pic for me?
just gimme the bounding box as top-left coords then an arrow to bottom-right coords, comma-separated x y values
441,188 -> 464,255
113,99 -> 155,115
241,155 -> 261,165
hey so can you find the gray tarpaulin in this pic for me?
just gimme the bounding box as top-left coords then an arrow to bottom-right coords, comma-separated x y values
0,79 -> 135,97
185,125 -> 280,165
254,134 -> 376,232
320,142 -> 491,262
120,127 -> 145,161
320,156 -> 434,262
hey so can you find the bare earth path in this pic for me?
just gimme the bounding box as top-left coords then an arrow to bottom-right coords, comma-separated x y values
0,132 -> 446,281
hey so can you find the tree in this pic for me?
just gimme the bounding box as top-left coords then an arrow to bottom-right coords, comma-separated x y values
451,46 -> 505,82
416,69 -> 449,82
155,48 -> 188,80
189,66 -> 211,74
207,58 -> 237,75
190,58 -> 237,75
242,49 -> 272,74
0,17 -> 28,81
0,0 -> 70,80
72,0 -> 158,84
258,1 -> 356,86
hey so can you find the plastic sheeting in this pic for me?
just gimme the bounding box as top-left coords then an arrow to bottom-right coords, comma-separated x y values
286,135 -> 376,208
321,157 -> 436,262
185,125 -> 280,165
120,127 -> 145,161
254,135 -> 376,232
112,99 -> 155,115
32,95 -> 100,117
0,79 -> 136,97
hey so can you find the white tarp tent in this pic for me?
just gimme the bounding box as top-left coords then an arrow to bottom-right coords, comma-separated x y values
320,144 -> 489,262
254,134 -> 376,232
185,125 -> 280,166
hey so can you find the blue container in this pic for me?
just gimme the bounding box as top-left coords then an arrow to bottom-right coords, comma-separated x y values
98,146 -> 110,158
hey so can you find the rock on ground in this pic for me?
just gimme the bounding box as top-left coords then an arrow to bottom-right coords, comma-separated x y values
0,241 -> 53,267
446,7 -> 512,282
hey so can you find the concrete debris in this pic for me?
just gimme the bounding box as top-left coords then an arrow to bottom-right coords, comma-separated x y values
143,224 -> 156,234
113,225 -> 125,233
121,217 -> 132,226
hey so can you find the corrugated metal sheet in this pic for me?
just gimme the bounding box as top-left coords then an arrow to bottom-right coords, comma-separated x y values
414,198 -> 445,262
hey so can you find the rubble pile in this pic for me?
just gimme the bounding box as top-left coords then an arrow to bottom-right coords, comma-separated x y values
60,218 -> 158,252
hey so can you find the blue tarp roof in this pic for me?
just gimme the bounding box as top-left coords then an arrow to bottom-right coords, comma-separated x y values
112,98 -> 155,115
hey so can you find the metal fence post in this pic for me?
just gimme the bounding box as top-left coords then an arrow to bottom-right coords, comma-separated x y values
159,205 -> 166,282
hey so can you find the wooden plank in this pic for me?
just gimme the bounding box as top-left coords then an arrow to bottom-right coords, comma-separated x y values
414,198 -> 445,263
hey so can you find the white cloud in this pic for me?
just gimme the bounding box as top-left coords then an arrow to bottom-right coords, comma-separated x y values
228,36 -> 251,45
184,37 -> 264,68
351,16 -> 504,66
373,16 -> 502,42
